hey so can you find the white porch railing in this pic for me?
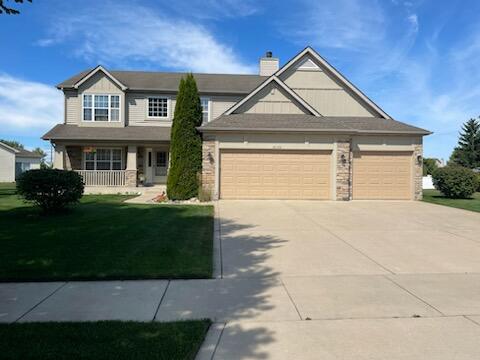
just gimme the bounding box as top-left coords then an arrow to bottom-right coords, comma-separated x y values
76,170 -> 126,187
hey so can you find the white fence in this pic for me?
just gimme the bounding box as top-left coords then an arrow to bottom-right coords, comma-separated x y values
76,170 -> 126,187
422,175 -> 435,190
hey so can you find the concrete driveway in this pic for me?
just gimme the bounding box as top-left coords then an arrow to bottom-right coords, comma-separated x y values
2,200 -> 480,359
195,200 -> 480,359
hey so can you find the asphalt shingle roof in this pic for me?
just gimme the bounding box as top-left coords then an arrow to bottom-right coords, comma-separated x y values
200,114 -> 431,135
42,125 -> 171,142
57,69 -> 267,94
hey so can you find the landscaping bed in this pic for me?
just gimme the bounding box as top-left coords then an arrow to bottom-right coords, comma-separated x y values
0,183 -> 213,281
0,320 -> 210,360
422,189 -> 480,213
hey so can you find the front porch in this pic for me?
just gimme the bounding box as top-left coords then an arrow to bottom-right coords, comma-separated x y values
53,143 -> 170,188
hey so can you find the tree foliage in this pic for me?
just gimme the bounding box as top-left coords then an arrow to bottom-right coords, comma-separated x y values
0,139 -> 24,150
0,0 -> 32,15
449,118 -> 480,169
16,169 -> 84,213
432,166 -> 478,199
167,74 -> 203,200
423,158 -> 439,176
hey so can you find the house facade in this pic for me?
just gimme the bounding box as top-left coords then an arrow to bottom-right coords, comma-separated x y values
0,142 -> 42,182
43,47 -> 430,200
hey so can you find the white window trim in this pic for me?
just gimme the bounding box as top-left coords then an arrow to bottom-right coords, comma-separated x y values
201,97 -> 211,123
147,96 -> 171,119
82,94 -> 121,122
82,147 -> 124,171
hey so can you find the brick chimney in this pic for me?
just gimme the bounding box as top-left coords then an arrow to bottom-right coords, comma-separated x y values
259,51 -> 279,76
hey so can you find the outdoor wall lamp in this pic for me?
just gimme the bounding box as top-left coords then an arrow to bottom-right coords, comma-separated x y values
207,152 -> 214,164
340,154 -> 347,165
416,154 -> 422,165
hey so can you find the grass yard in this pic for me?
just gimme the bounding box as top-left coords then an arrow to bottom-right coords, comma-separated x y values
423,189 -> 480,213
0,183 -> 213,281
0,320 -> 210,360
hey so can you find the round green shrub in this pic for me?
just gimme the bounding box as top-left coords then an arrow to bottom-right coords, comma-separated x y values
16,169 -> 84,213
432,166 -> 478,198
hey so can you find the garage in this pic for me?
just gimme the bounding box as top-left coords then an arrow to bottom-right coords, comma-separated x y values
220,149 -> 331,200
352,151 -> 413,200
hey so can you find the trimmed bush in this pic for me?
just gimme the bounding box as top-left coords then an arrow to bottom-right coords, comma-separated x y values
16,169 -> 84,213
167,74 -> 203,200
432,166 -> 478,199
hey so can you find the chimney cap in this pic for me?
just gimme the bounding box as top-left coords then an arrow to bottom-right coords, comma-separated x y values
265,51 -> 273,58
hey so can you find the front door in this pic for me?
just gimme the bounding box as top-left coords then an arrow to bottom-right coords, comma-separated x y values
154,150 -> 168,184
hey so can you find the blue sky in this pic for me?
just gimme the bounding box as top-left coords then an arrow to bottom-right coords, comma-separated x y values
1,0 -> 479,160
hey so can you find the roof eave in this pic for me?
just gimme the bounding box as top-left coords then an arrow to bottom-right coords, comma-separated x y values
198,127 -> 431,136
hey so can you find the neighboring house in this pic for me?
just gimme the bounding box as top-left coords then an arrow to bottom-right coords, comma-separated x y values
0,142 -> 42,182
42,47 -> 430,200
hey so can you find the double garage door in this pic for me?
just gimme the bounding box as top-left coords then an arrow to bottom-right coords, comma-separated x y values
219,149 -> 413,200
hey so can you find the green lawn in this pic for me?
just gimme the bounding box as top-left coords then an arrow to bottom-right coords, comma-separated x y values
0,183 -> 213,281
0,320 -> 210,360
423,189 -> 480,213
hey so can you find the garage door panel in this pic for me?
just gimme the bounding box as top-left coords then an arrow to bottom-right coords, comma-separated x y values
220,150 -> 331,200
353,151 -> 412,200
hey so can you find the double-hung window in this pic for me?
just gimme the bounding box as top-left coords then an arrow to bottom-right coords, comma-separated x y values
148,97 -> 169,118
200,97 -> 210,123
83,94 -> 120,122
84,149 -> 122,170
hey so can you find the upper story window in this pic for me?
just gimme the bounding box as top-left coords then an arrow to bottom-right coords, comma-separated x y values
200,97 -> 210,123
83,94 -> 120,122
148,97 -> 169,118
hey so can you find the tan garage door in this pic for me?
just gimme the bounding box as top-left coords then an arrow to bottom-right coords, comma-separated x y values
353,151 -> 413,200
220,149 -> 331,200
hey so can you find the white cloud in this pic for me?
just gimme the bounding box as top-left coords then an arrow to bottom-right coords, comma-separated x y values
170,0 -> 260,19
0,74 -> 62,136
38,1 -> 256,74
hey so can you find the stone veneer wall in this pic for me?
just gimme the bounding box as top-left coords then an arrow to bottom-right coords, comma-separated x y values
125,170 -> 137,187
201,139 -> 216,199
65,146 -> 82,170
413,143 -> 423,200
336,140 -> 352,201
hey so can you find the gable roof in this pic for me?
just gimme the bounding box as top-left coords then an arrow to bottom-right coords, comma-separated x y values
200,114 -> 431,135
225,76 -> 321,116
0,142 -> 19,154
58,69 -> 267,95
275,47 -> 391,119
73,65 -> 128,91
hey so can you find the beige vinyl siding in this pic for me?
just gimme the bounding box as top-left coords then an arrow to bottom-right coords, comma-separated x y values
65,90 -> 79,124
220,149 -> 332,200
235,83 -> 307,115
126,93 -> 176,125
79,72 -> 124,94
352,151 -> 413,200
280,57 -> 378,117
210,96 -> 243,120
77,71 -> 125,127
0,147 -> 15,182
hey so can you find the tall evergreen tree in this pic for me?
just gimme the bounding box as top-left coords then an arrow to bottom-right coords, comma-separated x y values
450,118 -> 480,168
167,74 -> 203,200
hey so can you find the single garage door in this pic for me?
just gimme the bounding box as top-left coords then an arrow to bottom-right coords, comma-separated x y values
220,149 -> 331,200
353,151 -> 413,200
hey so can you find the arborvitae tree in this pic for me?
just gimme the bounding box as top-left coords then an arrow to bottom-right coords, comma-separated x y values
167,74 -> 203,200
450,118 -> 480,168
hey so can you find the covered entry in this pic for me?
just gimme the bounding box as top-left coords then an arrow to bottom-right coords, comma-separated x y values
352,151 -> 413,200
219,149 -> 332,200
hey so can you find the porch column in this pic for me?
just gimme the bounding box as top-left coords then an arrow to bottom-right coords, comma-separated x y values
53,144 -> 65,169
125,145 -> 137,187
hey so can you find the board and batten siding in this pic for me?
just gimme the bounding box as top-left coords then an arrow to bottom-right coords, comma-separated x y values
235,83 -> 306,115
280,58 -> 378,117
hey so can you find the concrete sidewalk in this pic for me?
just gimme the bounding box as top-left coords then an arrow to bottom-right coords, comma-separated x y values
2,273 -> 480,359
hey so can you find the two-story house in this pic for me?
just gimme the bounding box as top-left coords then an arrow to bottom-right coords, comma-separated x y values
43,47 -> 430,200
